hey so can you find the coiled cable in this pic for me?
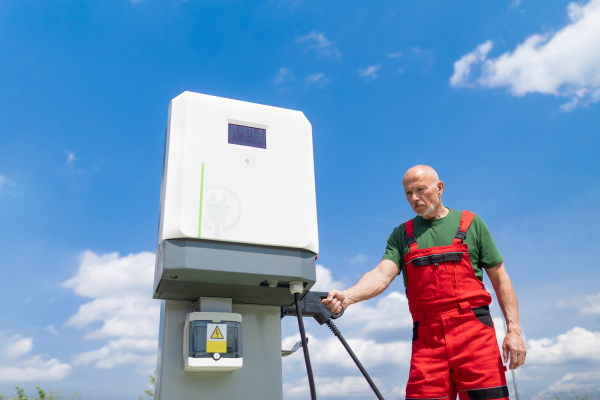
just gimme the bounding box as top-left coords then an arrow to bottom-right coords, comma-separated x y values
326,319 -> 385,400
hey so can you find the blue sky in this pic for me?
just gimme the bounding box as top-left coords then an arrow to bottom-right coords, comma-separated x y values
1,0 -> 600,399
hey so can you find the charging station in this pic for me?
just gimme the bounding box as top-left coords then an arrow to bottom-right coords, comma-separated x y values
154,92 -> 319,399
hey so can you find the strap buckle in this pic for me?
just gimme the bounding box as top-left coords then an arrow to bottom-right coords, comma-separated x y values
455,228 -> 468,241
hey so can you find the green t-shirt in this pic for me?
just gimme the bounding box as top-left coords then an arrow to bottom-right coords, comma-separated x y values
382,208 -> 503,288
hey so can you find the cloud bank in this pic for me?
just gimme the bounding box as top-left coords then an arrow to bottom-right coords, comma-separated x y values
450,0 -> 600,110
56,252 -> 600,399
63,251 -> 160,373
0,334 -> 71,381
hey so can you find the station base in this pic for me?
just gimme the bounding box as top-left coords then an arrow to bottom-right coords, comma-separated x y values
156,299 -> 283,400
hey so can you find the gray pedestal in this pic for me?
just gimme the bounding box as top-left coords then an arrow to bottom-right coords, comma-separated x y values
156,300 -> 283,400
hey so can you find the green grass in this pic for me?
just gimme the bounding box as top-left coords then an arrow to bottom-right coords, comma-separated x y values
0,385 -> 83,400
0,370 -> 156,400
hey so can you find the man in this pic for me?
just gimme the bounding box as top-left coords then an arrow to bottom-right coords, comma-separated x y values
322,165 -> 526,400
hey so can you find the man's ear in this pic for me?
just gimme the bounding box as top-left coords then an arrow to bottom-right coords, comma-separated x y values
437,181 -> 444,195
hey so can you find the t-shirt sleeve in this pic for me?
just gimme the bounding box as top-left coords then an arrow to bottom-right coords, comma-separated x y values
474,216 -> 503,269
382,226 -> 402,273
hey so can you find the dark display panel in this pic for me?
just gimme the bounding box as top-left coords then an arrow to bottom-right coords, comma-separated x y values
228,124 -> 266,149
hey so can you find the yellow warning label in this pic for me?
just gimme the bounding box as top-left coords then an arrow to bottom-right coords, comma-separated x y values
207,341 -> 227,353
210,326 -> 224,339
206,323 -> 227,354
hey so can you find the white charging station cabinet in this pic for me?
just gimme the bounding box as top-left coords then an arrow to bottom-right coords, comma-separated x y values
183,312 -> 243,372
157,91 -> 318,253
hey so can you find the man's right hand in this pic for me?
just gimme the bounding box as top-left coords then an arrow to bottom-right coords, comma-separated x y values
321,289 -> 346,315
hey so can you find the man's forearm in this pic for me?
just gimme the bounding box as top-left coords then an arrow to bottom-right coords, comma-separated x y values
491,266 -> 522,333
322,259 -> 399,315
343,259 -> 399,307
486,262 -> 527,369
344,270 -> 391,306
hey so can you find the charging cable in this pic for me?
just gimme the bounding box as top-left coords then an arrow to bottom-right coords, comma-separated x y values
290,282 -> 318,400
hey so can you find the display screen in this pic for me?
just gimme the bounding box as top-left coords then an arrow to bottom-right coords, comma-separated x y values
228,124 -> 266,149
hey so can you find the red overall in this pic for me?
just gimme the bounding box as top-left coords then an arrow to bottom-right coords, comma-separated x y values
404,211 -> 509,400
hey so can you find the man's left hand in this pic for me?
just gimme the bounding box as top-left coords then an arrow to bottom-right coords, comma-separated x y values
503,330 -> 526,369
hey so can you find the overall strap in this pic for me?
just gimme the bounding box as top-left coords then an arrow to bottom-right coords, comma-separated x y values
405,218 -> 419,251
453,210 -> 476,245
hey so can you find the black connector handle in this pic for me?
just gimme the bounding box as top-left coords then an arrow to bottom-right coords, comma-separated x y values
285,291 -> 336,325
318,295 -> 344,319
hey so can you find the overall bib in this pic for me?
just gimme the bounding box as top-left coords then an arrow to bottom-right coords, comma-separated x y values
404,211 -> 509,400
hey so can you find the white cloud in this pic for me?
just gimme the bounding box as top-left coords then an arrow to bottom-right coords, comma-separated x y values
527,326 -> 600,364
46,325 -> 59,335
532,369 -> 600,400
312,264 -> 345,292
0,334 -> 71,381
296,31 -> 341,59
305,72 -> 330,89
72,337 -> 157,369
558,290 -> 600,315
451,0 -> 600,110
358,64 -> 381,81
349,254 -> 367,267
282,332 -> 411,371
63,251 -> 160,372
274,67 -> 293,85
578,291 -> 600,315
387,51 -> 403,59
284,375 -> 383,399
342,291 -> 413,334
493,317 -> 507,352
65,296 -> 159,341
63,251 -> 155,298
3,335 -> 33,358
0,174 -> 15,190
449,41 -> 493,87
65,150 -> 77,169
0,359 -> 72,381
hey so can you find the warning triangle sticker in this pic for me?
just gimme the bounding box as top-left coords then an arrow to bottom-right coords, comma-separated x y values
210,326 -> 224,339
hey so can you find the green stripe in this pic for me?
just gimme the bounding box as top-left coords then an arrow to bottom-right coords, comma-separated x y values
198,162 -> 205,237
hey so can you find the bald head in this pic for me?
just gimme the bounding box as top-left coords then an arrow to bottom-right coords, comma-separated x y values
403,165 -> 439,186
402,165 -> 447,220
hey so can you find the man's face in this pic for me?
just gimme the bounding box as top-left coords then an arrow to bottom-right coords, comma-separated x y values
403,174 -> 442,218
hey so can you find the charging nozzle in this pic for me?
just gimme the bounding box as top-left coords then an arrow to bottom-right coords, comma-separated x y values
284,291 -> 336,325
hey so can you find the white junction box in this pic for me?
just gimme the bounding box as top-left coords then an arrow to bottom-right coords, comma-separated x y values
157,91 -> 319,254
183,312 -> 243,372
